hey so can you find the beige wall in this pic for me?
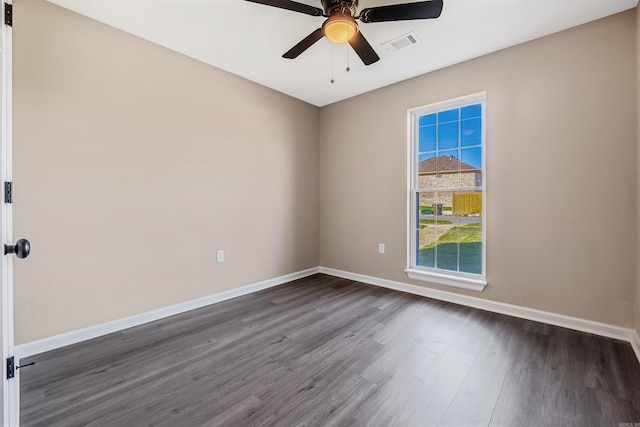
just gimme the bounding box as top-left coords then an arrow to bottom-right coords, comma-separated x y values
13,1 -> 640,344
320,11 -> 637,327
13,0 -> 319,344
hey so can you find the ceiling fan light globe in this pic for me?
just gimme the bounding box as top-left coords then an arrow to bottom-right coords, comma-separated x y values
323,16 -> 358,44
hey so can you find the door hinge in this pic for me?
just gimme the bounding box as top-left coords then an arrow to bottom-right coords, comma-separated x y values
6,356 -> 14,379
5,357 -> 33,380
4,3 -> 11,27
4,181 -> 11,203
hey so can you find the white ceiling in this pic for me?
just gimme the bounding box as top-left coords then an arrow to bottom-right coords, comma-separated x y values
48,0 -> 637,107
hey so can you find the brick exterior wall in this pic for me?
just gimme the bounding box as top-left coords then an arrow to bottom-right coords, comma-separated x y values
419,172 -> 481,210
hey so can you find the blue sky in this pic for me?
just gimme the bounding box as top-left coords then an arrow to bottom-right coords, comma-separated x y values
418,103 -> 482,169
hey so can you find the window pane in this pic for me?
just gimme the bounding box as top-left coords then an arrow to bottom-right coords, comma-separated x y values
417,216 -> 435,268
434,191 -> 454,219
434,152 -> 457,189
418,191 -> 436,214
460,147 -> 482,176
452,190 -> 482,217
418,244 -> 435,268
461,104 -> 482,120
461,117 -> 481,147
438,108 -> 459,123
458,221 -> 482,274
419,125 -> 436,152
418,153 -> 438,189
453,191 -> 482,274
437,121 -> 458,150
419,113 -> 436,126
418,192 -> 453,269
434,225 -> 459,273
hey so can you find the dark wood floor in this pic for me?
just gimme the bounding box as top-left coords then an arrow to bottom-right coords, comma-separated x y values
20,274 -> 640,426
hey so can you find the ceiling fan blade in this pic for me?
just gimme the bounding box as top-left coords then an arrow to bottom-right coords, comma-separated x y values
245,0 -> 323,17
348,31 -> 380,66
359,0 -> 443,23
283,28 -> 324,59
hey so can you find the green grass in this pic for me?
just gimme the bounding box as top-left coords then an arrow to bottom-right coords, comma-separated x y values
421,223 -> 482,250
419,219 -> 452,227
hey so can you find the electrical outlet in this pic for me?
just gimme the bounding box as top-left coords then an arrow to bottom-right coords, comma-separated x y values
378,243 -> 385,254
216,250 -> 224,263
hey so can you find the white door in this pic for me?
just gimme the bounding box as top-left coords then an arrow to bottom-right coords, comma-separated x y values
0,1 -> 18,425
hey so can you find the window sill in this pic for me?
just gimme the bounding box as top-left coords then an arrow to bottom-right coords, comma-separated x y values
404,268 -> 487,292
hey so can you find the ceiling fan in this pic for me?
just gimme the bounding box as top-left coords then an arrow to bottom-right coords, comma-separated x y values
245,0 -> 444,66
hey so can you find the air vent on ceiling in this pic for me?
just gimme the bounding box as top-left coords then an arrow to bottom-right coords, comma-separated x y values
381,32 -> 420,53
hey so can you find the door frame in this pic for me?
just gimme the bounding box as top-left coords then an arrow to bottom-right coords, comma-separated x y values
1,1 -> 17,424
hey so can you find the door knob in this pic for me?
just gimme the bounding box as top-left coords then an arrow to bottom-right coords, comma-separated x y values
4,239 -> 30,259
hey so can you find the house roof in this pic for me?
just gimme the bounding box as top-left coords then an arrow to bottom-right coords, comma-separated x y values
419,155 -> 479,175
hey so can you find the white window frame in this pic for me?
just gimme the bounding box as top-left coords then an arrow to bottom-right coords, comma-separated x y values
405,93 -> 487,291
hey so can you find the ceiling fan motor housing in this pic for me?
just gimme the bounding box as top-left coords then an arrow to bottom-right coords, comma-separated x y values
321,0 -> 358,16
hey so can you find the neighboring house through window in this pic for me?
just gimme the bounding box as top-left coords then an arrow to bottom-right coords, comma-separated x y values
406,93 -> 487,291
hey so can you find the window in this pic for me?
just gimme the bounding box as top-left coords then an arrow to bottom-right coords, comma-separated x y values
406,94 -> 486,291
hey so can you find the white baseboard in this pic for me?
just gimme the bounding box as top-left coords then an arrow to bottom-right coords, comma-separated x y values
15,267 -> 320,360
319,267 -> 638,350
15,266 -> 640,367
631,331 -> 640,365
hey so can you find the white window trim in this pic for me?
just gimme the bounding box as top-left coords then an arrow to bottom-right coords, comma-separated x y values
404,268 -> 487,291
406,92 -> 487,291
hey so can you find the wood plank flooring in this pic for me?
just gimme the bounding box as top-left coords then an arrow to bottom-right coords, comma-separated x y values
20,274 -> 640,426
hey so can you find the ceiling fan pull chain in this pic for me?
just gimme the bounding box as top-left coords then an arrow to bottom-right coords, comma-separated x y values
331,45 -> 335,83
346,43 -> 350,72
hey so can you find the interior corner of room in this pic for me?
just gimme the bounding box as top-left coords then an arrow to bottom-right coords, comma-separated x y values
12,0 -> 640,364
5,0 -> 640,424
